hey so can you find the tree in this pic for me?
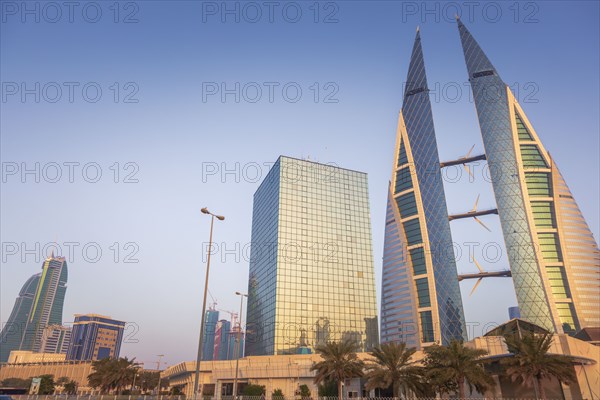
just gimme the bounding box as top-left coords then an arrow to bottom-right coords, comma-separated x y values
170,387 -> 183,395
38,374 -> 56,395
64,380 -> 78,395
317,380 -> 337,397
272,388 -> 284,400
424,340 -> 495,398
310,340 -> 364,400
87,357 -> 140,394
298,384 -> 311,398
365,342 -> 425,397
56,376 -> 70,386
138,370 -> 160,393
242,384 -> 266,396
1,377 -> 32,388
501,332 -> 576,400
55,376 -> 73,394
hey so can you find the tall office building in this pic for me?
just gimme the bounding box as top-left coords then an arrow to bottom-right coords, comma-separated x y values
213,320 -> 231,360
40,325 -> 71,354
458,19 -> 600,333
245,156 -> 379,356
0,254 -> 68,362
226,326 -> 244,360
66,314 -> 125,360
380,29 -> 466,349
508,307 -> 521,320
201,309 -> 219,361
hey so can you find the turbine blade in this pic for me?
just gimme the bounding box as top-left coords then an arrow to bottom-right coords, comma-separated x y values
474,216 -> 491,232
471,194 -> 480,212
471,256 -> 485,273
466,144 -> 475,158
470,278 -> 483,297
463,164 -> 474,179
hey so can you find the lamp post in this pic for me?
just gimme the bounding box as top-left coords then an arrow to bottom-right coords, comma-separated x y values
156,354 -> 165,397
232,291 -> 248,398
193,208 -> 225,400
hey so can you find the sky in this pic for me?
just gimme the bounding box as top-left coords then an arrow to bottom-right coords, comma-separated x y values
1,0 -> 599,368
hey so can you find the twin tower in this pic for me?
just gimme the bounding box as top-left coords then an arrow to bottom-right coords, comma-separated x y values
381,19 -> 600,348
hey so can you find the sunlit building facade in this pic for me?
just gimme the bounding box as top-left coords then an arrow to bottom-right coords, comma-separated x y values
246,156 -> 379,355
458,20 -> 600,334
0,254 -> 68,362
380,30 -> 466,349
66,314 -> 125,361
40,325 -> 71,354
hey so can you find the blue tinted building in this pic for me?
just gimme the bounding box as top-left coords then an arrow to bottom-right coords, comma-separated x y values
201,309 -> 219,361
0,254 -> 68,362
508,307 -> 521,320
226,327 -> 244,360
66,314 -> 125,361
213,320 -> 231,360
380,29 -> 466,348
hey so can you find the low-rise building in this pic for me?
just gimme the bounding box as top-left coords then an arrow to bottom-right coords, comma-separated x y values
162,320 -> 599,400
6,351 -> 66,364
0,360 -> 94,393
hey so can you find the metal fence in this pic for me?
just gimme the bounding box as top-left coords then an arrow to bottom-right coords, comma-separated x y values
7,396 -> 565,400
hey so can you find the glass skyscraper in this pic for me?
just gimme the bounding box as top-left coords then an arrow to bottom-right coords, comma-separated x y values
66,314 -> 125,361
201,309 -> 219,361
213,319 -> 231,360
0,254 -> 68,362
380,29 -> 466,349
458,19 -> 600,334
245,156 -> 378,356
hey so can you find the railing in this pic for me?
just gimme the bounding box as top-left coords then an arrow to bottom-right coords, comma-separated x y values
10,396 -> 186,400
8,396 -> 566,400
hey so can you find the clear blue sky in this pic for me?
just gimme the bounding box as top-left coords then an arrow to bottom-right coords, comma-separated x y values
1,1 -> 598,367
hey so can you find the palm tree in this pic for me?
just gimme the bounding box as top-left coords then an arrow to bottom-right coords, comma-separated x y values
364,342 -> 424,398
424,340 -> 495,398
501,332 -> 576,400
310,340 -> 364,400
88,357 -> 140,394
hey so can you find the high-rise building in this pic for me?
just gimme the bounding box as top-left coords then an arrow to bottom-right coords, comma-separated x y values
245,156 -> 379,356
0,254 -> 68,362
201,309 -> 219,361
66,314 -> 125,361
380,29 -> 466,349
226,326 -> 244,360
508,307 -> 521,320
40,325 -> 71,354
458,19 -> 600,334
213,320 -> 231,360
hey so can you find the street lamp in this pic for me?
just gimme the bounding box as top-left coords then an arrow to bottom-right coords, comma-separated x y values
232,291 -> 248,398
156,354 -> 165,397
193,208 -> 225,400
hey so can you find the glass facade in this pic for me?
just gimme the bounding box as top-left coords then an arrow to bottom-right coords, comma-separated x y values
0,255 -> 68,362
381,30 -> 466,348
246,156 -> 379,356
458,19 -> 599,333
201,309 -> 220,361
66,314 -> 125,361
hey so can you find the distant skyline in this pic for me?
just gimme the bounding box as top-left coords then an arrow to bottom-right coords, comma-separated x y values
1,1 -> 599,366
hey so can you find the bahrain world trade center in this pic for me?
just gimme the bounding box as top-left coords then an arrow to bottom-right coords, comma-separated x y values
381,20 -> 599,347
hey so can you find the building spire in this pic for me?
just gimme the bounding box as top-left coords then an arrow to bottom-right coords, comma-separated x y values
403,27 -> 428,103
457,18 -> 500,81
